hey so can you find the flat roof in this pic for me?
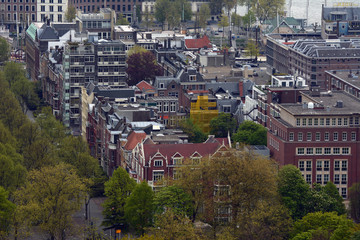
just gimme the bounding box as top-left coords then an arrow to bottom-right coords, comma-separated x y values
327,70 -> 360,89
280,91 -> 360,115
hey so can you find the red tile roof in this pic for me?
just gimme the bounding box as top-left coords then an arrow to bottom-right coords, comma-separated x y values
185,35 -> 212,50
136,80 -> 155,91
143,142 -> 221,161
124,131 -> 147,150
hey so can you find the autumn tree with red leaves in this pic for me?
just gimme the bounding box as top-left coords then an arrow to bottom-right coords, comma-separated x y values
126,47 -> 163,86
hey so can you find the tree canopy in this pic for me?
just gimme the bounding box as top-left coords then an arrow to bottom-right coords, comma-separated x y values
154,0 -> 191,30
232,120 -> 267,145
102,167 -> 136,227
0,38 -> 9,63
126,50 -> 163,86
65,4 -> 76,22
209,113 -> 237,138
179,118 -> 207,143
14,163 -> 87,240
125,181 -> 154,234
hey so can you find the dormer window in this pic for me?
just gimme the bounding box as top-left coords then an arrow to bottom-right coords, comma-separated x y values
189,75 -> 196,81
159,83 -> 164,88
154,159 -> 163,167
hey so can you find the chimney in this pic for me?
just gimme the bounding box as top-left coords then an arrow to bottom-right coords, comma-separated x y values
239,81 -> 244,98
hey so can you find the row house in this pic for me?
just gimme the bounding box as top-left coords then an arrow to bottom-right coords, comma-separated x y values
0,0 -> 37,32
127,138 -> 229,189
265,87 -> 360,199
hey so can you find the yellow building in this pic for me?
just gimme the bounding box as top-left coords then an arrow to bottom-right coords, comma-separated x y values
190,95 -> 218,133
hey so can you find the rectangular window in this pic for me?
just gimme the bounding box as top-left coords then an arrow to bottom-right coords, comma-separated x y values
296,118 -> 300,126
316,160 -> 322,170
342,174 -> 347,184
332,118 -> 336,126
344,118 -> 348,125
306,174 -> 311,184
289,132 -> 294,141
308,118 -> 313,126
326,118 -> 330,126
154,160 -> 163,167
306,161 -> 312,171
297,148 -> 305,155
41,5 -> 45,11
320,118 -> 324,126
324,174 -> 329,184
334,162 -> 341,173
153,171 -> 164,182
49,5 -> 53,12
342,161 -> 347,170
299,161 -> 304,171
324,148 -> 331,155
341,188 -> 347,198
173,158 -> 182,166
333,132 -> 338,141
342,132 -> 347,141
334,174 -> 340,184
333,148 -> 340,154
316,174 -> 322,184
338,118 -> 342,126
306,148 -> 313,155
307,132 -> 312,141
170,102 -> 176,112
314,118 -> 318,126
315,148 -> 322,155
352,132 -> 356,141
163,102 -> 169,112
316,132 -> 320,141
298,132 -> 303,141
342,148 -> 350,155
356,117 -> 359,125
302,118 -> 307,126
58,6 -> 62,11
324,161 -> 330,170
325,132 -> 329,141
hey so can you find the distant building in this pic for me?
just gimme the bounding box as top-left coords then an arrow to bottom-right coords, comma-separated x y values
321,4 -> 360,39
265,87 -> 360,199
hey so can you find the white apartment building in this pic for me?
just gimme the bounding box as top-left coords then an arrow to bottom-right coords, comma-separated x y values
37,0 -> 68,23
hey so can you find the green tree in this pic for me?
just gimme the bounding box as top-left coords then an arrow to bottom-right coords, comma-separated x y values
278,165 -> 312,220
117,14 -> 130,25
155,0 -> 170,30
292,212 -> 355,240
14,163 -> 87,240
209,113 -> 236,138
11,77 -> 40,114
209,0 -> 223,15
350,182 -> 360,222
198,4 -> 211,30
151,210 -> 202,240
65,4 -> 76,22
179,118 -> 207,143
242,9 -> 256,27
231,13 -> 242,34
0,186 -> 15,238
245,40 -> 259,61
232,120 -> 267,145
102,167 -> 136,227
218,13 -> 229,47
0,38 -> 9,63
142,9 -> 154,31
153,185 -> 193,217
252,0 -> 285,23
125,181 -> 154,234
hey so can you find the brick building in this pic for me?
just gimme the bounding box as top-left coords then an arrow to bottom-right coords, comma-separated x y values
265,88 -> 360,198
0,0 -> 37,32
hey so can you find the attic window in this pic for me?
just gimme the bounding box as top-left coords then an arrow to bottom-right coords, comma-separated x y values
159,83 -> 164,88
189,75 -> 196,81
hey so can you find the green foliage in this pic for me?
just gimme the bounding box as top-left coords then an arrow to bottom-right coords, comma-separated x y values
278,165 -> 346,221
278,165 -> 313,220
180,118 -> 207,143
291,212 -> 355,240
65,4 -> 76,22
155,0 -> 191,30
242,9 -> 256,26
128,45 -> 148,56
14,163 -> 87,240
0,38 -> 9,63
102,167 -> 136,227
117,14 -> 130,25
232,120 -> 267,145
198,4 -> 211,29
0,186 -> 15,238
153,185 -> 193,217
350,183 -> 360,222
125,181 -> 154,234
151,210 -> 202,240
218,13 -> 230,29
245,40 -> 259,59
209,0 -> 223,15
209,113 -> 236,138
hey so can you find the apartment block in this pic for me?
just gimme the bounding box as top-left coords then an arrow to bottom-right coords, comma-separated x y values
37,0 -> 67,23
62,39 -> 126,135
0,0 -> 37,32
